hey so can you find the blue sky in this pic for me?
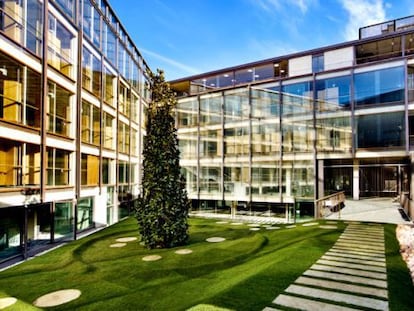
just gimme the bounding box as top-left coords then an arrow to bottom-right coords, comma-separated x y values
110,0 -> 412,81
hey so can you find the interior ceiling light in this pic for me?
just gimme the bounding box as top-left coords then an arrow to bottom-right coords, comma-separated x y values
224,74 -> 229,77
247,69 -> 253,72
274,63 -> 280,67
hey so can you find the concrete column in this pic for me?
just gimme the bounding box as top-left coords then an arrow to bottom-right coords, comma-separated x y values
318,160 -> 324,199
353,159 -> 359,200
286,169 -> 292,197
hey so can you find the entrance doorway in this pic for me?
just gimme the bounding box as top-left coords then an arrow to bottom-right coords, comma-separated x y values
360,164 -> 409,198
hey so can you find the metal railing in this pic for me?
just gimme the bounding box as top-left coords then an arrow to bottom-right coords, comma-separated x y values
315,191 -> 345,219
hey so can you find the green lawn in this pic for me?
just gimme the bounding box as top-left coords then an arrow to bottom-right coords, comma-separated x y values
0,218 -> 413,310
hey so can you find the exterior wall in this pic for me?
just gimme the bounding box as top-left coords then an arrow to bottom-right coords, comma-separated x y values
324,47 -> 354,70
0,0 -> 151,260
289,55 -> 312,76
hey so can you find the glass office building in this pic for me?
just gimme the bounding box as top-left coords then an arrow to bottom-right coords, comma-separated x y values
0,0 -> 150,260
171,16 -> 414,220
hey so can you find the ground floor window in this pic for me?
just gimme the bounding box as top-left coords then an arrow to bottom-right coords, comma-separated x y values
0,207 -> 22,260
77,197 -> 93,231
55,201 -> 73,238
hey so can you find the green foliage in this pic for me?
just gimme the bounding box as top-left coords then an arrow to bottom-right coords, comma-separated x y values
135,69 -> 190,249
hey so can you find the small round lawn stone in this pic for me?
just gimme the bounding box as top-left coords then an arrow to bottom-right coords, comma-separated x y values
206,237 -> 226,243
175,249 -> 193,255
142,255 -> 162,261
33,289 -> 81,308
116,237 -> 138,243
0,297 -> 17,309
110,243 -> 126,248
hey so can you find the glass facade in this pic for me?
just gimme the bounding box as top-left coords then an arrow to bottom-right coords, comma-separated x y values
174,53 -> 412,218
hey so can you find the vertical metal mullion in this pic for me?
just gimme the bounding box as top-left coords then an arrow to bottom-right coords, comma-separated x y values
220,91 -> 225,210
40,0 -> 49,204
74,0 -> 84,240
196,94 -> 201,210
248,86 -> 253,210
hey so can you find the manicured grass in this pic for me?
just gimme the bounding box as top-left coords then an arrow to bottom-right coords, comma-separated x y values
0,218 -> 413,310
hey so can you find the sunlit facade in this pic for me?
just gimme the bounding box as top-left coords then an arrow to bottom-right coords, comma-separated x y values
0,0 -> 150,260
171,15 -> 414,220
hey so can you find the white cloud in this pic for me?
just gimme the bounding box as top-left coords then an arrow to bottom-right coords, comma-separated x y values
340,0 -> 387,41
139,48 -> 200,77
250,0 -> 314,14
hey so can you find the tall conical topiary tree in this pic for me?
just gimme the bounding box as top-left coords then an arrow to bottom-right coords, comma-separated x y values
135,69 -> 190,249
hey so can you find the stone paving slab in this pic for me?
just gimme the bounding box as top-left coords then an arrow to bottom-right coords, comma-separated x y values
262,307 -> 283,311
325,251 -> 386,262
285,284 -> 389,310
343,231 -> 384,237
337,236 -> 384,244
311,264 -> 387,279
295,276 -> 388,298
316,259 -> 386,273
331,246 -> 385,257
303,269 -> 388,288
334,241 -> 384,251
273,294 -> 362,311
322,255 -> 386,267
328,248 -> 386,258
344,228 -> 383,239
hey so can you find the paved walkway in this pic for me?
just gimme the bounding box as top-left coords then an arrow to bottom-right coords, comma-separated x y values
326,198 -> 411,224
264,222 -> 389,311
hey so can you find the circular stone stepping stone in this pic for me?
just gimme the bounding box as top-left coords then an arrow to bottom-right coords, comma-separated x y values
230,222 -> 243,226
319,225 -> 338,229
142,255 -> 162,261
302,222 -> 318,227
33,289 -> 81,308
110,243 -> 127,248
266,226 -> 280,230
248,223 -> 260,227
0,297 -> 17,309
250,228 -> 260,231
216,221 -> 228,224
175,249 -> 193,255
116,237 -> 138,243
286,225 -> 297,229
206,237 -> 226,243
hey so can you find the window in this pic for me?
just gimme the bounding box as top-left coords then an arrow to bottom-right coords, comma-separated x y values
118,121 -> 130,154
77,197 -> 93,230
82,47 -> 101,97
83,0 -> 101,47
47,82 -> 72,136
47,148 -> 70,186
48,13 -> 75,78
81,153 -> 99,185
103,65 -> 115,106
81,101 -> 100,145
118,160 -> 129,184
312,54 -> 324,73
357,112 -> 405,148
354,66 -> 404,106
118,83 -> 130,115
55,201 -> 73,237
316,75 -> 351,108
102,157 -> 113,184
356,37 -> 402,64
103,112 -> 114,149
0,57 -> 41,128
54,0 -> 76,21
104,23 -> 116,66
